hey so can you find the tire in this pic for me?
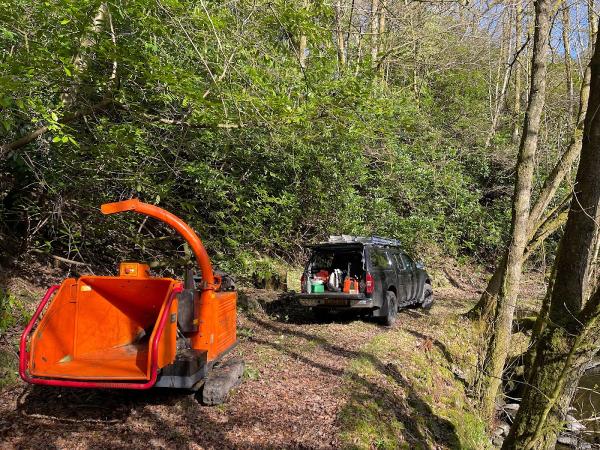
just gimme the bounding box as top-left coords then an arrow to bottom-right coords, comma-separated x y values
313,308 -> 331,321
420,283 -> 434,309
380,291 -> 398,326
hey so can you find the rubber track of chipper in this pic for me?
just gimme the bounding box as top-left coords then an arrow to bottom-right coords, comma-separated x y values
201,357 -> 244,406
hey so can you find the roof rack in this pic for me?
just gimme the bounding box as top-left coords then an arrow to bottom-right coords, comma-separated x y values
326,235 -> 402,247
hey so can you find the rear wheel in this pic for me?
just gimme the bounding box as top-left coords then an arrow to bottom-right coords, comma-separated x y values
380,291 -> 398,326
313,308 -> 331,321
420,283 -> 434,309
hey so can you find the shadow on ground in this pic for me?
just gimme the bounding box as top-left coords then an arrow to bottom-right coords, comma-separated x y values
257,291 -> 427,327
245,314 -> 461,448
245,291 -> 374,326
0,288 -> 466,449
1,385 -> 259,449
15,386 -> 188,423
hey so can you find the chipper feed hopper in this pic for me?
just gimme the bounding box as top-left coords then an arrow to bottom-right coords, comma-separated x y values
20,199 -> 239,394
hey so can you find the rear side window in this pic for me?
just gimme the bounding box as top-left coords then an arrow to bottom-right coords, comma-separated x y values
401,254 -> 415,270
370,248 -> 392,269
392,253 -> 406,270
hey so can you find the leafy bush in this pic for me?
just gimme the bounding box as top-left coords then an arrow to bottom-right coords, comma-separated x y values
0,290 -> 27,332
0,0 -> 513,276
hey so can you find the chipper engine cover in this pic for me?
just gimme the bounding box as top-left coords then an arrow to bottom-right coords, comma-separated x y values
19,199 -> 238,391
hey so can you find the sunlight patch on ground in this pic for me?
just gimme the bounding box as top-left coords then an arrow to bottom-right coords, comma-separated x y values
338,300 -> 489,449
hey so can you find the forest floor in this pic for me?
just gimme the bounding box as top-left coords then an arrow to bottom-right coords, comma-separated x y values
0,268 -> 545,449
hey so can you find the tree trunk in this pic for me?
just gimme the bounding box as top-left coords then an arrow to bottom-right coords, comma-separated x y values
504,18 -> 600,447
474,0 -> 552,421
298,0 -> 309,69
355,24 -> 363,75
370,0 -> 379,69
2,3 -> 119,157
467,253 -> 505,321
548,89 -> 600,322
345,0 -> 355,66
334,0 -> 345,67
587,231 -> 600,298
61,3 -> 109,106
527,51 -> 590,226
468,202 -> 566,323
562,6 -> 574,122
469,195 -> 570,323
468,30 -> 594,324
521,259 -> 557,374
299,34 -> 307,68
512,2 -> 523,144
485,10 -> 514,148
523,199 -> 570,260
504,323 -> 594,449
377,0 -> 387,76
412,10 -> 419,100
590,0 -> 598,53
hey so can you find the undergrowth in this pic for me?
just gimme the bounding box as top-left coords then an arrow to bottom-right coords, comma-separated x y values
338,304 -> 488,449
0,288 -> 32,390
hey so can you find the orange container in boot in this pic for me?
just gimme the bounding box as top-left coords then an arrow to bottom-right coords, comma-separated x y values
343,277 -> 359,294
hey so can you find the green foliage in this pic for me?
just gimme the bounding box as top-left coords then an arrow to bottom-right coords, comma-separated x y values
243,365 -> 261,381
339,319 -> 489,449
0,0 -> 515,275
0,289 -> 29,390
0,350 -> 18,390
0,290 -> 27,331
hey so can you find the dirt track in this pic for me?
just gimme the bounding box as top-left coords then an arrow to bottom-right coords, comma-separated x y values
0,287 -> 481,449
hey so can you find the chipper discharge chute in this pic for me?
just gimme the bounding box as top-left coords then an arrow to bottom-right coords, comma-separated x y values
20,199 -> 239,394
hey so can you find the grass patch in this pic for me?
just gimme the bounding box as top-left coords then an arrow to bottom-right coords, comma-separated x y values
0,349 -> 18,390
338,389 -> 407,450
338,310 -> 490,449
339,348 -> 408,449
0,284 -> 40,391
0,289 -> 29,331
244,364 -> 261,381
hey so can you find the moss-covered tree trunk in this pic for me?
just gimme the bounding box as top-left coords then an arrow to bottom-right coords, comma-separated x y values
474,0 -> 552,421
503,18 -> 600,448
503,324 -> 591,449
521,261 -> 555,373
467,40 -> 593,324
467,252 -> 505,321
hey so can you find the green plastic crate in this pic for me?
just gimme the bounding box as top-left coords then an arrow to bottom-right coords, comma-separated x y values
311,283 -> 325,293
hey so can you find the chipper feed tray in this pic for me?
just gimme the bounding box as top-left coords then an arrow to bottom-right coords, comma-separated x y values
20,199 -> 238,391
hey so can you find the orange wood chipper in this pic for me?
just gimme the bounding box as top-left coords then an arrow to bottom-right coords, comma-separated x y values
19,199 -> 240,396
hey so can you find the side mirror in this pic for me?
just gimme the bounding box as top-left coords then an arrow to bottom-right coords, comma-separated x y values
415,261 -> 425,269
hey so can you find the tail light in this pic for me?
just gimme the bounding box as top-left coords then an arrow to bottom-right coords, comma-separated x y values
301,273 -> 307,293
365,272 -> 374,294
